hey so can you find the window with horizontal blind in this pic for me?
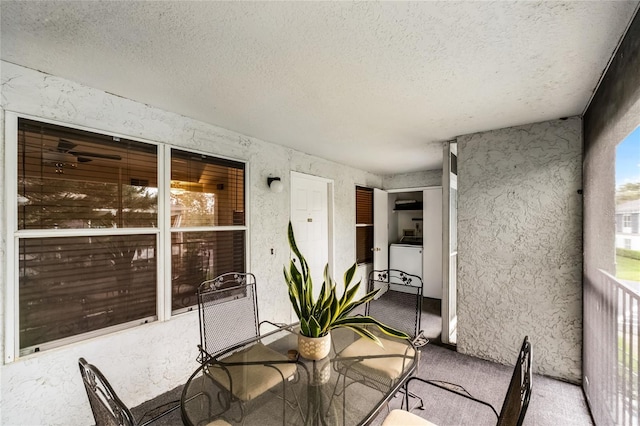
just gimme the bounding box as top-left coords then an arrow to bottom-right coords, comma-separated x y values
10,117 -> 247,357
170,149 -> 245,311
356,186 -> 373,264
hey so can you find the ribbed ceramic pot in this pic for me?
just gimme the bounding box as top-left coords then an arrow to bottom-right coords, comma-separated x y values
298,333 -> 331,360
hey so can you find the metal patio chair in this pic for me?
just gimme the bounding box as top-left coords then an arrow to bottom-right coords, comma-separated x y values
383,336 -> 533,426
331,269 -> 428,421
196,272 -> 297,423
78,357 -> 181,426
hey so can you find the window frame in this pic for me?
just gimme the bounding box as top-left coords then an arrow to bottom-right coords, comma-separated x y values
168,148 -> 247,314
623,214 -> 632,229
3,112 -> 249,362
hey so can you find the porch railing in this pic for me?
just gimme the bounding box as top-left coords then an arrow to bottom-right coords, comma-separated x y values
585,269 -> 639,426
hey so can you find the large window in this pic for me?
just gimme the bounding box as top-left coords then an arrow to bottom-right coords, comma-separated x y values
10,117 -> 246,357
355,186 -> 373,264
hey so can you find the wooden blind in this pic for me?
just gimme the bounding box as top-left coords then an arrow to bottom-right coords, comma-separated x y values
356,186 -> 374,264
356,186 -> 373,225
170,149 -> 246,312
18,119 -> 158,230
171,149 -> 244,227
17,118 -> 159,352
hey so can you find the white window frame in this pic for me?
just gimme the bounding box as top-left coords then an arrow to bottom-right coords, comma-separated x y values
623,214 -> 632,229
166,146 -> 249,315
3,112 -> 249,363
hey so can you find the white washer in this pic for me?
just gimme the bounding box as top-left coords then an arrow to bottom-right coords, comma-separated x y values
389,244 -> 423,293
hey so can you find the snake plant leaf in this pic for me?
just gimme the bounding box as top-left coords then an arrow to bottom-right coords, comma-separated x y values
344,262 -> 357,288
287,289 -> 302,319
308,316 -> 322,337
342,325 -> 383,346
300,317 -> 310,337
339,282 -> 361,310
288,222 -> 308,275
340,288 -> 379,317
319,306 -> 331,332
332,315 -> 410,339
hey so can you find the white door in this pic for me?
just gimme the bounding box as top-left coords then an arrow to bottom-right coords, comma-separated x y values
423,187 -> 443,299
373,188 -> 389,271
290,172 -> 329,302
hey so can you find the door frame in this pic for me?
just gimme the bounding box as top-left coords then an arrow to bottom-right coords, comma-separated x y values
442,141 -> 458,345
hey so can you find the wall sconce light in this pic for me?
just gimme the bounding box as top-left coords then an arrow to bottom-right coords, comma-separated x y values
268,177 -> 284,193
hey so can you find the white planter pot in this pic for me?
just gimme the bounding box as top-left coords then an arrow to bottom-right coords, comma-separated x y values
298,333 -> 331,360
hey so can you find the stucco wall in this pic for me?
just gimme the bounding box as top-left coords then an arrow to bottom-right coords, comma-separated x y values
383,169 -> 442,190
0,62 -> 382,425
457,118 -> 583,383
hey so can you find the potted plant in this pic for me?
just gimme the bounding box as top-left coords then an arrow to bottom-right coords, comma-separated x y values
284,222 -> 409,360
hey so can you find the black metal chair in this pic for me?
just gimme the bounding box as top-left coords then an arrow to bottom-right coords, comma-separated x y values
366,269 -> 427,344
383,336 -> 533,426
196,272 -> 297,422
331,269 -> 428,422
78,357 -> 180,426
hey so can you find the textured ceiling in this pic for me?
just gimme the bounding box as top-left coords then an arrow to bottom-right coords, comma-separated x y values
1,1 -> 638,174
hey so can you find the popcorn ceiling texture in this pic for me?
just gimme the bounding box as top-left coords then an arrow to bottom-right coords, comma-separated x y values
456,118 -> 583,383
1,1 -> 635,174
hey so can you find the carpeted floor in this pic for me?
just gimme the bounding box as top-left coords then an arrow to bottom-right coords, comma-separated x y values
132,341 -> 592,426
420,297 -> 442,342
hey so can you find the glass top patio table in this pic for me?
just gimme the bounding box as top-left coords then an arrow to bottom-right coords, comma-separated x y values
180,324 -> 417,426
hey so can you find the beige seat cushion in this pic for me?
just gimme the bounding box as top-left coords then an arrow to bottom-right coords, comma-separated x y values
382,409 -> 437,426
205,342 -> 297,401
339,337 -> 416,381
206,420 -> 232,426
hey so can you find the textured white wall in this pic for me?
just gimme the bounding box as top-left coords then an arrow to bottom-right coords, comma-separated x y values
0,62 -> 382,425
456,118 -> 583,383
383,169 -> 442,190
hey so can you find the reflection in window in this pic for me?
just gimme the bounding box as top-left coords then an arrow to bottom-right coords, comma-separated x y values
19,235 -> 157,350
171,231 -> 245,310
18,119 -> 158,229
171,149 -> 244,228
170,149 -> 246,312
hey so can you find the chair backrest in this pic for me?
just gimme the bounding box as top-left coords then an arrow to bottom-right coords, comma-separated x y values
497,336 -> 533,426
198,272 -> 260,358
366,269 -> 423,339
78,357 -> 136,426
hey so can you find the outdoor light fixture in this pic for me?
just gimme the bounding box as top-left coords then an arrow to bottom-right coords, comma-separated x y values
268,177 -> 283,193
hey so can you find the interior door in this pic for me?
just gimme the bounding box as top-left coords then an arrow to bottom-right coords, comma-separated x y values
373,188 -> 389,271
442,142 -> 458,345
290,172 -> 329,302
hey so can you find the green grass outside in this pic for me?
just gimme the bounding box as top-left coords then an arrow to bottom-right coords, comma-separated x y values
616,255 -> 640,282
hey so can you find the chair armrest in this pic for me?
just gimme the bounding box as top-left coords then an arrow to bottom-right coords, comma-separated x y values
405,377 -> 499,419
412,330 -> 429,349
258,320 -> 295,334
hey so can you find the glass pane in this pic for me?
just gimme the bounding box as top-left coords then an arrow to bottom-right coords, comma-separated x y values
615,126 -> 640,281
171,149 -> 244,227
19,234 -> 157,350
356,227 -> 373,264
171,230 -> 245,311
18,118 -> 158,230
